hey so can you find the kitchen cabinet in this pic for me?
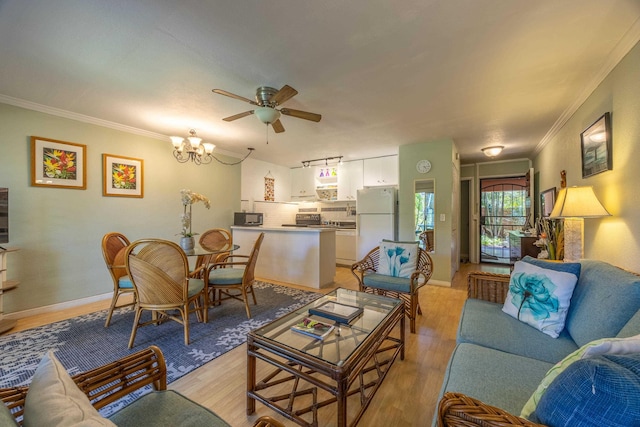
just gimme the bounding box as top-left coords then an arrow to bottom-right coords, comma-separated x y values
337,160 -> 363,200
363,156 -> 398,187
290,167 -> 315,199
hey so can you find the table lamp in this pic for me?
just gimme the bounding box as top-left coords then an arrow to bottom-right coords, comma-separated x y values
549,186 -> 610,262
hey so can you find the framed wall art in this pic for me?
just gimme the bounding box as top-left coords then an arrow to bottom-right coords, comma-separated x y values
540,187 -> 556,217
102,154 -> 144,198
581,112 -> 612,178
31,136 -> 87,189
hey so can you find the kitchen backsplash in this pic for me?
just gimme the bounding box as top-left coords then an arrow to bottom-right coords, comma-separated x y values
247,200 -> 356,226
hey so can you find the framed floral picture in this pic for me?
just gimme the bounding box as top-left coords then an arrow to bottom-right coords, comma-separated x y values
102,154 -> 144,198
31,136 -> 87,189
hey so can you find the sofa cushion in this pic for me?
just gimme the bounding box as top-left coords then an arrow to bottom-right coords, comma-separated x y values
458,299 -> 579,363
520,255 -> 581,276
363,273 -> 411,293
23,351 -> 116,427
521,334 -> 640,419
378,241 -> 418,278
618,309 -> 640,338
437,343 -> 553,416
565,259 -> 640,347
531,354 -> 640,427
502,260 -> 579,338
0,401 -> 18,427
108,390 -> 230,427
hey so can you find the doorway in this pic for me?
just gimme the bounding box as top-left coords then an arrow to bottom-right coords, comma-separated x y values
414,179 -> 435,252
480,177 -> 529,264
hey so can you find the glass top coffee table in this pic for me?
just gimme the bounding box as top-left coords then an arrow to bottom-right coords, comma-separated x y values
247,288 -> 405,427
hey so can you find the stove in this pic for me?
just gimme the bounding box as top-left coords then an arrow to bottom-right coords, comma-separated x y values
282,213 -> 321,227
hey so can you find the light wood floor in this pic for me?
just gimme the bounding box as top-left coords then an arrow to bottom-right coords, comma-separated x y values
10,263 -> 508,426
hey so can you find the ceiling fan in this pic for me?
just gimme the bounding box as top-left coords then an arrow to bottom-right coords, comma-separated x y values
212,85 -> 321,133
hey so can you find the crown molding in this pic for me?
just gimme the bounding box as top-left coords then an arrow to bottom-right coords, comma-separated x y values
0,94 -> 247,159
534,17 -> 640,156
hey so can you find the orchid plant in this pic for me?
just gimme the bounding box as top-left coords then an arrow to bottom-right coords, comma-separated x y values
178,189 -> 211,237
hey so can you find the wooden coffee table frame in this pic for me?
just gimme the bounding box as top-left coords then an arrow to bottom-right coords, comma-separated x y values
247,301 -> 404,427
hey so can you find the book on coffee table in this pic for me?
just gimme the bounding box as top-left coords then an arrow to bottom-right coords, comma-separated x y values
308,301 -> 363,324
291,318 -> 335,340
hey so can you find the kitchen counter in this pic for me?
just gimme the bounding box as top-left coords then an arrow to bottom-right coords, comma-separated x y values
231,226 -> 336,289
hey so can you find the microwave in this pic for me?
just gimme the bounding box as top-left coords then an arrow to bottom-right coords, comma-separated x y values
234,212 -> 263,226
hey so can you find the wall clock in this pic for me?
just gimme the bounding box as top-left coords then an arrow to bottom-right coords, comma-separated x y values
416,159 -> 432,174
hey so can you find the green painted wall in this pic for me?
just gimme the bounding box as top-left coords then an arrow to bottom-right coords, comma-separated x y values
399,139 -> 456,285
0,103 -> 241,313
533,40 -> 640,272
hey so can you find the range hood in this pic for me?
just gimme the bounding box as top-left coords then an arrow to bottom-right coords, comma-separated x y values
316,185 -> 337,201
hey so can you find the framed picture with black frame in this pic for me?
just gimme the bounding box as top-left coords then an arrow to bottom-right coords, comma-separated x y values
540,187 -> 556,217
581,112 -> 612,178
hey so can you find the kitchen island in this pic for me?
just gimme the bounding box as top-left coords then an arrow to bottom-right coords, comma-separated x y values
231,226 -> 336,289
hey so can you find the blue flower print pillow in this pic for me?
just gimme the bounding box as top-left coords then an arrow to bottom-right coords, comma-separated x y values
502,260 -> 579,338
378,241 -> 419,278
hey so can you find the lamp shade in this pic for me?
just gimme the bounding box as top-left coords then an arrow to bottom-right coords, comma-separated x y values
550,186 -> 610,218
254,106 -> 281,124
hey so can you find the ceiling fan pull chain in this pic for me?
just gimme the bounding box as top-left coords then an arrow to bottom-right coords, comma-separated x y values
266,123 -> 269,144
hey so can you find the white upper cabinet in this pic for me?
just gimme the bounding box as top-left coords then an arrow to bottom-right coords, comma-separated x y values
337,160 -> 363,200
363,156 -> 398,187
290,167 -> 316,199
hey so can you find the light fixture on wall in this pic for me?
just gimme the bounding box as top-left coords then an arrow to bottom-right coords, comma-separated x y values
301,156 -> 343,168
481,146 -> 504,157
170,129 -> 254,166
550,186 -> 611,262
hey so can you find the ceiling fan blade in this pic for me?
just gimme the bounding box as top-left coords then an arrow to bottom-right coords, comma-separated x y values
222,110 -> 254,122
270,85 -> 298,106
212,89 -> 258,106
271,119 -> 285,133
280,108 -> 322,122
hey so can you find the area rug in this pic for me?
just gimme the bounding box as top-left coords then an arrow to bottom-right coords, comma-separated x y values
0,281 -> 320,416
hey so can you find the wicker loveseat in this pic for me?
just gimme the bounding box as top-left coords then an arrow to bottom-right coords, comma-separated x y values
0,346 -> 233,427
435,257 -> 640,426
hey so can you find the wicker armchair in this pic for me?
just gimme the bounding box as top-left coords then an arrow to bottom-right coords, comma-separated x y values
253,416 -> 286,427
101,232 -> 136,327
436,271 -> 547,427
351,246 -> 433,333
0,346 -> 166,425
125,239 -> 206,348
438,392 -> 546,427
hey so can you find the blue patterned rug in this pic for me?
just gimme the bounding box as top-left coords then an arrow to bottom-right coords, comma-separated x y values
0,281 -> 320,416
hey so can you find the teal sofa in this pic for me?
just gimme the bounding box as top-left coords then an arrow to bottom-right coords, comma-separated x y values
434,258 -> 640,426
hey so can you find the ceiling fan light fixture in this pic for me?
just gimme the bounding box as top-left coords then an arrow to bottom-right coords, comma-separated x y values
482,146 -> 504,157
254,106 -> 281,124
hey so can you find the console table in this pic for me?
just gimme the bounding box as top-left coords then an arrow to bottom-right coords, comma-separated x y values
508,231 -> 539,263
0,248 -> 19,334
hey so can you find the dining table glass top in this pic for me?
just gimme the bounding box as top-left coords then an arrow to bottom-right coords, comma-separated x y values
251,288 -> 402,366
182,243 -> 239,257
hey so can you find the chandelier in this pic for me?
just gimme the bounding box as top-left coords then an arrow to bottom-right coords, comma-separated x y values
170,129 -> 254,166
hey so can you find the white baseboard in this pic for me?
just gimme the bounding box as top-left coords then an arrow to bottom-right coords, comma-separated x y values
4,292 -> 113,320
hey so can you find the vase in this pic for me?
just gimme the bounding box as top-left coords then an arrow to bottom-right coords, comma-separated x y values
180,236 -> 195,251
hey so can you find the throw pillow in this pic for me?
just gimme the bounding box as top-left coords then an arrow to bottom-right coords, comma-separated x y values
0,400 -> 18,427
520,255 -> 581,277
23,351 -> 116,427
531,354 -> 640,426
502,260 -> 579,338
521,333 -> 640,419
377,241 -> 419,278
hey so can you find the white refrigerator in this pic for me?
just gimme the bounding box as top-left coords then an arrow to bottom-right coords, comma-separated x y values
356,186 -> 398,259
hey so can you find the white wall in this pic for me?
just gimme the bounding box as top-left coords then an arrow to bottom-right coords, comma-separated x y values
0,103 -> 241,313
241,157 -> 292,205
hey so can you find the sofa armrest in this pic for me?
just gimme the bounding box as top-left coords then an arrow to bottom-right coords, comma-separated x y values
437,392 -> 546,427
467,271 -> 511,303
1,345 -> 167,424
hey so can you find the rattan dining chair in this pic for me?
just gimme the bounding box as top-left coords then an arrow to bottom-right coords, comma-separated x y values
205,232 -> 264,319
189,228 -> 233,280
101,232 -> 135,327
124,239 -> 206,348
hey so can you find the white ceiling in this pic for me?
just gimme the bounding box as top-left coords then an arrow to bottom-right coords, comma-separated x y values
1,0 -> 640,167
